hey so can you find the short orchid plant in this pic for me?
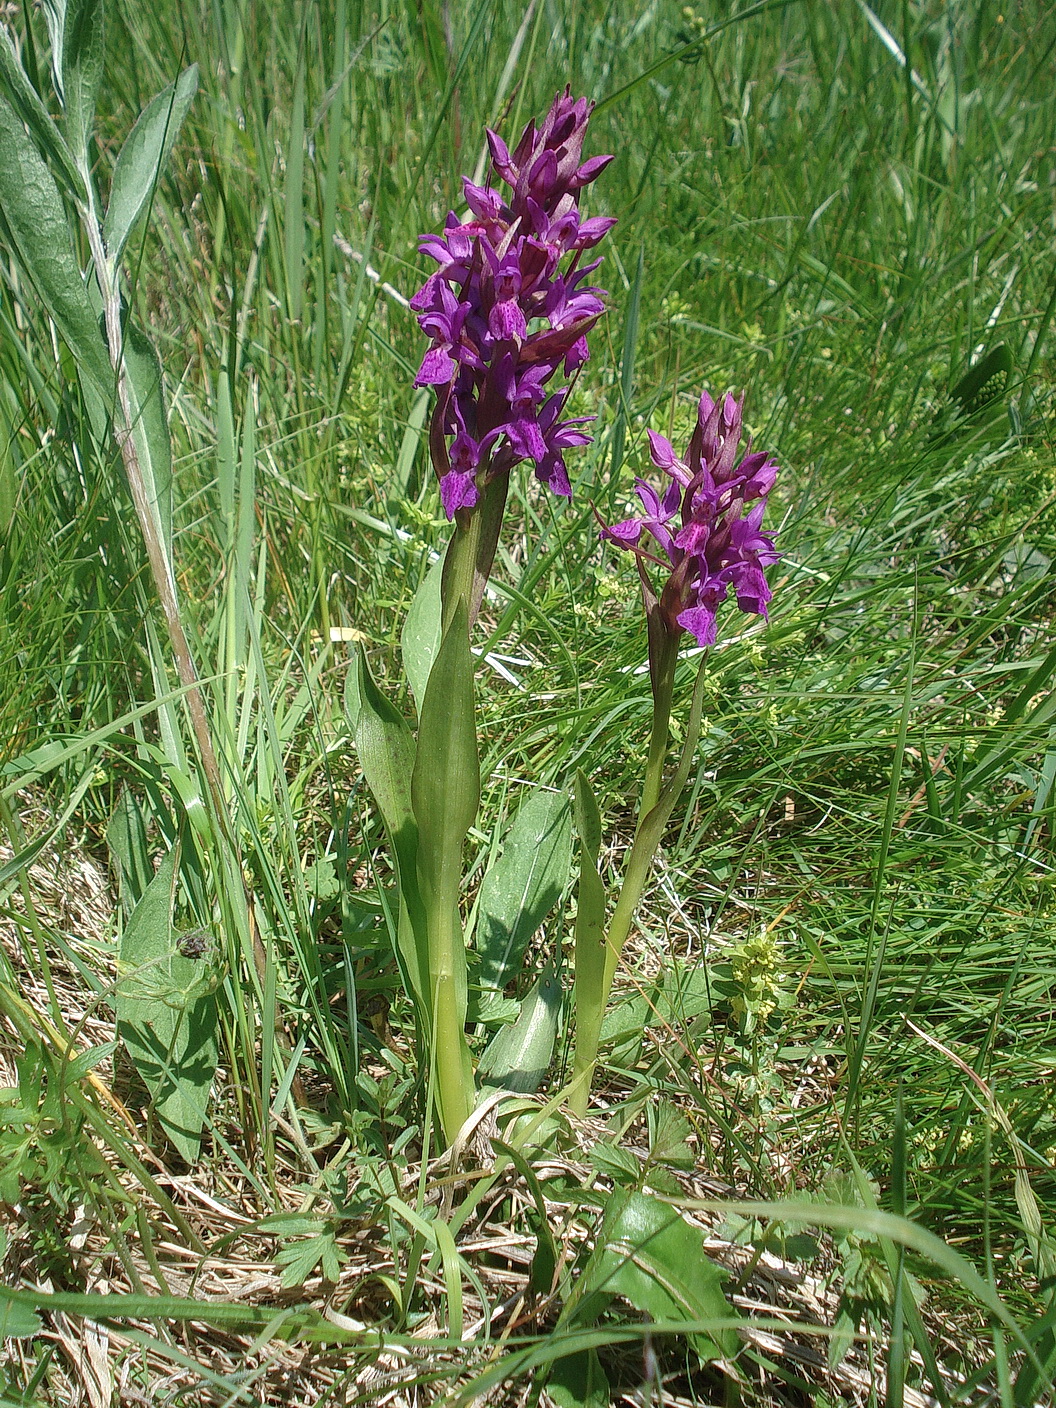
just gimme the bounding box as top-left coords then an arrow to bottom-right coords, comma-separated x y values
350,91 -> 780,1145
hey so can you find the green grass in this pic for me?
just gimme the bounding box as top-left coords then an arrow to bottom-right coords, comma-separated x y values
2,0 -> 1056,1402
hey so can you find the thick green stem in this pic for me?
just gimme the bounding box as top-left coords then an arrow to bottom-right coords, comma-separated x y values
440,472 -> 509,632
410,598 -> 479,1147
570,657 -> 709,1116
430,902 -> 475,1142
638,630 -> 680,826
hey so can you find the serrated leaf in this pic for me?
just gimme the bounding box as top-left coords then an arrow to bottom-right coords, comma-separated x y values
579,1190 -> 736,1361
60,0 -> 103,161
0,89 -> 111,390
275,1230 -> 345,1288
257,1214 -> 324,1236
588,1141 -> 641,1185
122,317 -> 172,562
103,64 -> 198,265
476,788 -> 571,998
649,1103 -> 695,1169
401,553 -> 443,716
479,961 -> 561,1094
0,27 -> 84,198
116,847 -> 218,1163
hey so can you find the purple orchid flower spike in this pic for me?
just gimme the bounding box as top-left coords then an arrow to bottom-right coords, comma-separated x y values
412,90 -> 615,521
601,391 -> 781,648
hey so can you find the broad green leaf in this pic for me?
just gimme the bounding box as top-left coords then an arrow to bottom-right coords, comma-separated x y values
410,602 -> 478,1138
0,90 -> 110,390
0,1292 -> 42,1338
60,0 -> 103,161
103,64 -> 198,265
106,788 -> 153,920
401,553 -> 443,716
573,768 -> 602,862
411,601 -> 479,875
116,847 -> 219,1163
479,962 -> 561,1094
0,27 -> 84,198
122,317 -> 172,560
577,1190 -> 736,1361
349,648 -> 416,842
348,649 -> 427,1008
476,788 -> 571,998
547,1348 -> 609,1408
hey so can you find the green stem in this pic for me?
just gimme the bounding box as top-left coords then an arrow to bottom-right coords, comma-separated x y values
430,902 -> 475,1142
639,629 -> 680,826
440,472 -> 509,632
569,656 -> 709,1116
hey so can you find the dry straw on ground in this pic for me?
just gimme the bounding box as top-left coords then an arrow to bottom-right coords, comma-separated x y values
0,824 -> 978,1406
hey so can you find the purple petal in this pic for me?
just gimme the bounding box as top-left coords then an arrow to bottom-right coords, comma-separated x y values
564,335 -> 590,372
646,429 -> 689,483
572,153 -> 615,186
489,299 -> 527,342
463,179 -> 503,221
440,469 -> 479,518
674,519 -> 711,555
574,215 -> 618,248
600,517 -> 644,546
415,345 -> 456,386
506,413 -> 547,462
677,602 -> 721,647
731,562 -> 772,616
486,128 -> 516,181
536,453 -> 572,497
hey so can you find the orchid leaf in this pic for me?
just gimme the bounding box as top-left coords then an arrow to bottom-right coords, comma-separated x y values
411,601 -> 479,871
348,649 -> 427,1008
116,846 -> 219,1163
479,961 -> 562,1094
401,553 -> 443,716
476,787 -> 571,1002
103,64 -> 198,265
410,600 -> 478,1139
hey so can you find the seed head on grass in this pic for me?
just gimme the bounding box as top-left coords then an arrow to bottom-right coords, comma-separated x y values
412,89 -> 615,517
601,391 -> 781,647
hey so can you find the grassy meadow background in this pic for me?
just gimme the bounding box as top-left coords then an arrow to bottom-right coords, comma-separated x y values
2,0 -> 1056,1401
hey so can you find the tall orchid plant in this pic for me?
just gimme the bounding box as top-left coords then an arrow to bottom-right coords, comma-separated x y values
350,91 -> 780,1145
